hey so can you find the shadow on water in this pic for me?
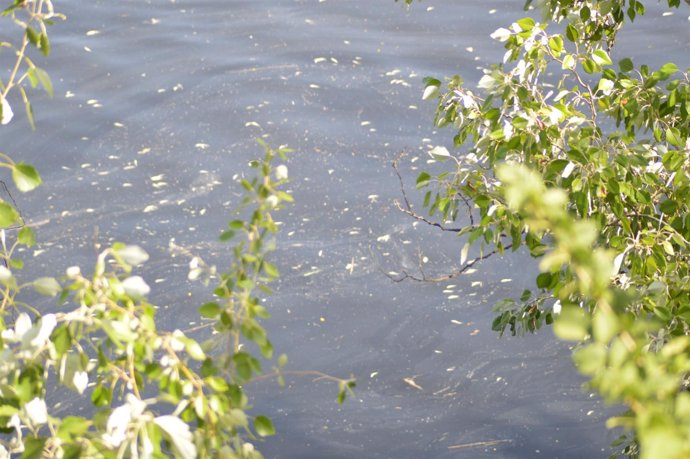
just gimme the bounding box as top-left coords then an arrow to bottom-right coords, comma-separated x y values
3,0 -> 688,457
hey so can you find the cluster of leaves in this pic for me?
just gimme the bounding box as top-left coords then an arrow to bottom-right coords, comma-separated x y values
1,0 -> 60,129
0,2 -> 354,458
0,141 -> 301,458
409,0 -> 690,457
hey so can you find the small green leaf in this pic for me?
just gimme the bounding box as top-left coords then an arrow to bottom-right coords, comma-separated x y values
592,49 -> 612,66
219,230 -> 235,241
0,202 -> 21,228
619,58 -> 634,72
199,302 -> 221,318
659,62 -> 679,77
39,34 -> 50,56
416,172 -> 431,189
18,226 -> 35,246
660,199 -> 678,214
25,27 -> 39,47
12,163 -> 41,192
20,436 -> 46,459
184,339 -> 206,361
553,305 -> 589,341
33,67 -> 53,97
32,277 -> 61,297
515,17 -> 535,31
254,415 -> 275,436
665,127 -> 683,147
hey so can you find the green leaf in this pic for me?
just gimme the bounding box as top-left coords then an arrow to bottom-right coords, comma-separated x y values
32,277 -> 61,297
659,62 -> 679,77
660,200 -> 678,214
57,416 -> 91,441
39,34 -> 50,57
665,127 -> 683,147
619,58 -> 634,72
561,54 -> 576,70
199,302 -> 221,318
565,24 -> 578,42
33,67 -> 53,97
20,436 -> 46,459
0,202 -> 21,228
184,339 -> 206,361
592,49 -> 612,66
219,229 -> 235,241
254,415 -> 275,436
18,226 -> 35,246
515,17 -> 535,31
553,305 -> 589,341
12,163 -> 41,192
548,36 -> 563,55
592,308 -> 618,343
416,171 -> 431,189
25,27 -> 39,47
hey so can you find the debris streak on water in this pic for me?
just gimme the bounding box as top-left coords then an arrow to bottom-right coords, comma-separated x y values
3,0 -> 687,457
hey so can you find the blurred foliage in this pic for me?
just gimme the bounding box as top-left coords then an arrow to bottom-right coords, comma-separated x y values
410,0 -> 690,457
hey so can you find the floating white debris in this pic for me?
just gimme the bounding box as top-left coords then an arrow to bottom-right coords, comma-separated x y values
150,18 -> 160,24
245,121 -> 261,128
303,268 -> 321,277
87,99 -> 99,105
65,90 -> 75,98
489,9 -> 496,14
314,57 -> 327,63
113,122 -> 124,128
138,147 -> 151,155
385,69 -> 401,76
85,30 -> 100,36
143,205 -> 158,213
150,174 -> 165,181
465,47 -> 474,53
172,83 -> 183,91
447,295 -> 459,300
377,234 -> 390,243
370,371 -> 378,378
84,46 -> 92,52
309,84 -> 320,89
403,377 -> 423,391
426,6 -> 434,11
464,268 -> 477,274
195,143 -> 209,150
500,278 -> 512,283
471,281 -> 483,287
662,11 -> 674,16
451,320 -> 463,325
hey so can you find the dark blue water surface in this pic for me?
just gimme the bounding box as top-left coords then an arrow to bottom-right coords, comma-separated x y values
2,0 -> 689,457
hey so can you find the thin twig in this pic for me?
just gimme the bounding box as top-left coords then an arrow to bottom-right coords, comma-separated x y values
382,244 -> 511,283
392,151 -> 463,233
447,439 -> 512,450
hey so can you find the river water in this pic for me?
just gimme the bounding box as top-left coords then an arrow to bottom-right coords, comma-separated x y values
2,1 -> 688,457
